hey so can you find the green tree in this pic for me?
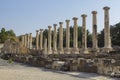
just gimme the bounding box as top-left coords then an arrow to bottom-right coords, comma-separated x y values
0,28 -> 7,43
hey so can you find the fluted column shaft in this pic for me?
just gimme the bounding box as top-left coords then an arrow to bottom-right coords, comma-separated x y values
39,29 -> 43,50
92,11 -> 98,49
81,14 -> 88,54
53,24 -> 57,53
103,6 -> 112,50
48,26 -> 52,54
36,30 -> 39,50
59,22 -> 64,53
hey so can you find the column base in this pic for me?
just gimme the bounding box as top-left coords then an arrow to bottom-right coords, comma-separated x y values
65,48 -> 71,54
53,51 -> 58,54
59,51 -> 64,54
102,47 -> 112,53
83,49 -> 89,54
92,48 -> 99,52
48,50 -> 53,54
73,48 -> 79,54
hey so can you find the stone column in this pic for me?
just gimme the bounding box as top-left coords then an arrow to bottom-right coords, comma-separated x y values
39,29 -> 43,50
43,37 -> 48,57
48,26 -> 52,54
92,11 -> 98,51
24,34 -> 27,47
59,22 -> 64,54
53,24 -> 57,54
27,34 -> 30,48
103,6 -> 112,52
65,20 -> 70,54
72,17 -> 79,54
81,14 -> 88,54
36,30 -> 39,50
25,34 -> 28,48
21,35 -> 25,46
29,33 -> 32,49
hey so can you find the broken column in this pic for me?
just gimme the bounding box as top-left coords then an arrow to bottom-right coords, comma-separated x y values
72,17 -> 79,54
53,24 -> 57,54
81,14 -> 89,54
48,26 -> 52,54
103,6 -> 112,52
59,22 -> 64,54
92,11 -> 99,52
65,20 -> 70,54
39,29 -> 43,50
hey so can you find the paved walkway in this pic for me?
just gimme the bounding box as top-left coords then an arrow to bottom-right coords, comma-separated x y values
0,59 -> 119,80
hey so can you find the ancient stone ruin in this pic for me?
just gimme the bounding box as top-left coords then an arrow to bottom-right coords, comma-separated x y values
1,6 -> 120,77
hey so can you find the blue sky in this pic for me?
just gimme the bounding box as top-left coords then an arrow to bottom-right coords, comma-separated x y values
0,0 -> 120,36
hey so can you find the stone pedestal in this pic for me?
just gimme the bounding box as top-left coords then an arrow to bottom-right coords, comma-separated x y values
65,20 -> 70,54
36,30 -> 39,50
48,26 -> 52,54
92,11 -> 99,52
39,29 -> 43,50
58,22 -> 64,54
72,17 -> 79,54
53,24 -> 58,54
81,14 -> 89,54
103,6 -> 112,52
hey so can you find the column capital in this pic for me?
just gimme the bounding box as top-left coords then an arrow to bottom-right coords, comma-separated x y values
81,14 -> 87,18
53,24 -> 57,27
65,19 -> 70,22
59,22 -> 63,24
72,17 -> 78,20
30,33 -> 32,35
92,11 -> 97,14
103,6 -> 110,10
48,26 -> 52,29
36,30 -> 39,33
40,29 -> 43,32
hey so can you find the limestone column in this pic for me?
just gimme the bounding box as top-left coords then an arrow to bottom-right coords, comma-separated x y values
59,22 -> 64,54
39,29 -> 43,50
43,37 -> 48,57
21,35 -> 25,46
92,11 -> 98,51
48,26 -> 52,54
25,34 -> 28,48
53,24 -> 57,54
27,34 -> 30,48
36,30 -> 39,50
29,33 -> 32,49
103,6 -> 112,52
72,17 -> 79,54
24,35 -> 27,47
65,20 -> 70,54
81,14 -> 88,54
